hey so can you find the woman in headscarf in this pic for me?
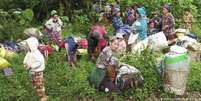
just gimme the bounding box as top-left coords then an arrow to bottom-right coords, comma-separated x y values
161,4 -> 176,41
44,10 -> 63,47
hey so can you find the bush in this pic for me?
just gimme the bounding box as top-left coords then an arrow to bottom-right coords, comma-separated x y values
0,9 -> 34,41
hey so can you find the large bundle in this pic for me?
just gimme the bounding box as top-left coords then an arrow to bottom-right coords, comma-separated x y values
116,64 -> 144,91
148,31 -> 168,50
0,41 -> 20,52
163,45 -> 189,95
0,57 -> 10,69
0,48 -> 17,59
78,39 -> 88,49
38,44 -> 54,56
131,38 -> 149,53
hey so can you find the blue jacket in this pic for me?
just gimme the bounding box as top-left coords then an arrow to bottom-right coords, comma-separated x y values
131,7 -> 148,41
64,36 -> 78,55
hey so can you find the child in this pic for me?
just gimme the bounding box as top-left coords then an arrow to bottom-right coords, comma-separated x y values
64,36 -> 78,68
23,37 -> 48,101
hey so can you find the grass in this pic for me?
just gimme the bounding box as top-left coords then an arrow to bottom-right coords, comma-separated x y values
0,49 -> 201,101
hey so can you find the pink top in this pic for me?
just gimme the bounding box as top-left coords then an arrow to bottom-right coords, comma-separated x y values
90,25 -> 107,39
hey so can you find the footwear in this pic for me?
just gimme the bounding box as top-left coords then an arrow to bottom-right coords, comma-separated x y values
40,96 -> 49,101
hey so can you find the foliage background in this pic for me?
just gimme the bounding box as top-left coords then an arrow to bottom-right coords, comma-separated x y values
0,0 -> 201,40
0,0 -> 201,100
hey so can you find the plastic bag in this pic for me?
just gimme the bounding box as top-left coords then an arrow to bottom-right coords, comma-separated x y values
0,48 -> 17,59
78,39 -> 88,49
38,45 -> 54,56
149,32 -> 168,50
0,57 -> 10,69
77,49 -> 87,54
128,33 -> 138,45
131,38 -> 149,53
0,48 -> 6,58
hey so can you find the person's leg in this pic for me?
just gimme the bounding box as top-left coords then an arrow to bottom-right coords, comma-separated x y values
52,31 -> 62,47
45,28 -> 53,45
32,72 -> 48,100
68,53 -> 76,69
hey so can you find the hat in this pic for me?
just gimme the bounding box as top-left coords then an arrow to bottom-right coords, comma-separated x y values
24,28 -> 43,38
51,10 -> 57,16
115,33 -> 123,39
113,8 -> 120,15
163,4 -> 170,12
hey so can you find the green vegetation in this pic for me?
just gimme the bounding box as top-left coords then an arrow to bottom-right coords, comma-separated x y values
0,50 -> 200,100
0,0 -> 201,100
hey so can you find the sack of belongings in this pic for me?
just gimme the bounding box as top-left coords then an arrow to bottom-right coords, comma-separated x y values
131,38 -> 149,53
148,31 -> 168,51
175,28 -> 188,38
128,33 -> 138,45
0,41 -> 20,52
163,45 -> 189,95
38,44 -> 54,56
78,39 -> 88,49
0,57 -> 10,69
116,64 -> 144,91
0,48 -> 17,59
187,43 -> 201,62
177,36 -> 197,48
89,67 -> 106,88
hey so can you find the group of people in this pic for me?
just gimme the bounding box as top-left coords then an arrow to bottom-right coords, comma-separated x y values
21,2 -> 195,101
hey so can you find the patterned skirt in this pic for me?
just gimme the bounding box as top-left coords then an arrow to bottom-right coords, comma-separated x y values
45,28 -> 62,47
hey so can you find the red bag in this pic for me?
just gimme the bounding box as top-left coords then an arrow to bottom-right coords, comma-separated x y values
60,41 -> 65,49
78,39 -> 88,49
38,45 -> 54,55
